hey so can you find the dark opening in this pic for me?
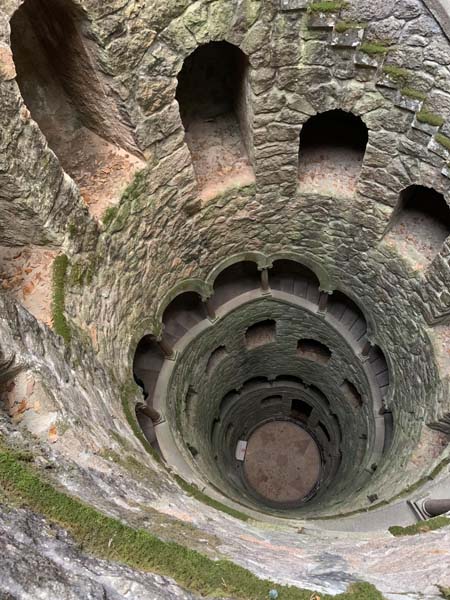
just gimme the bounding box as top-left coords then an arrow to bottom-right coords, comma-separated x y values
162,292 -> 205,347
176,41 -> 254,191
383,185 -> 450,267
206,346 -> 228,375
297,339 -> 331,364
318,421 -> 331,442
298,110 -> 368,196
291,399 -> 313,422
10,0 -> 138,209
367,345 -> 389,398
261,395 -> 283,406
210,261 -> 260,310
341,379 -> 363,408
327,291 -> 367,343
133,336 -> 165,402
245,320 -> 276,349
269,260 -> 320,304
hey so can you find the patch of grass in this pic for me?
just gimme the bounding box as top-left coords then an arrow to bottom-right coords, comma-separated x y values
308,1 -> 347,13
360,41 -> 392,55
400,87 -> 426,101
68,257 -> 97,287
416,110 -> 445,127
102,206 -> 119,228
389,515 -> 450,536
382,64 -> 410,84
335,21 -> 367,33
173,474 -> 251,522
436,133 -> 450,152
0,444 -> 386,600
51,254 -> 71,344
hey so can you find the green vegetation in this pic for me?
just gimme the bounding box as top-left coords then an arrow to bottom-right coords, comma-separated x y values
0,442 -> 386,600
389,515 -> 450,536
51,254 -> 71,344
359,41 -> 392,55
416,110 -> 445,128
334,21 -> 366,33
400,87 -> 426,101
102,206 -> 119,228
440,586 -> 450,599
173,474 -> 251,522
308,1 -> 347,13
436,133 -> 450,152
68,256 -> 97,287
382,65 -> 410,85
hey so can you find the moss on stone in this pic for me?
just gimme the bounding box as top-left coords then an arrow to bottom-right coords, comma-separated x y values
382,64 -> 410,84
436,133 -> 450,152
400,87 -> 426,101
173,474 -> 251,522
440,586 -> 450,599
51,254 -> 71,344
102,206 -> 118,228
416,110 -> 445,127
68,257 -> 97,287
389,515 -> 450,536
360,41 -> 392,55
308,1 -> 347,13
0,443 -> 386,600
334,21 -> 366,33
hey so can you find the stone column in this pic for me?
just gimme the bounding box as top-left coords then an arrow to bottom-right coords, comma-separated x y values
136,402 -> 163,425
260,268 -> 270,293
423,498 -> 450,518
318,291 -> 329,313
204,298 -> 216,321
159,338 -> 174,359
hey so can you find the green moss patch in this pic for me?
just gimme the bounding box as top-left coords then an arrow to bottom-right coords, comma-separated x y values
382,65 -> 410,85
335,21 -> 366,33
51,254 -> 71,344
400,87 -> 426,101
440,586 -> 450,599
389,515 -> 450,537
436,133 -> 450,152
416,111 -> 445,128
173,474 -> 251,522
0,444 -> 386,600
360,41 -> 392,55
308,1 -> 347,13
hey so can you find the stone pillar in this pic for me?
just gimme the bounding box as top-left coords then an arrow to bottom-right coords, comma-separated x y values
159,338 -> 174,359
136,402 -> 162,425
260,268 -> 270,293
361,340 -> 372,359
318,291 -> 329,313
204,298 -> 216,321
423,498 -> 450,518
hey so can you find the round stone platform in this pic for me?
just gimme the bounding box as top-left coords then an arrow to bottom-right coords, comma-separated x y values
243,420 -> 321,505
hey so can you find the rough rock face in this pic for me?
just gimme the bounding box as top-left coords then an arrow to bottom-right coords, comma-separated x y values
0,0 -> 449,598
0,507 -> 200,600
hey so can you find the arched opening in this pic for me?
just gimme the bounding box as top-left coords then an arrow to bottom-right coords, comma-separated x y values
341,379 -> 363,409
10,0 -> 141,219
297,339 -> 332,364
206,346 -> 228,375
269,260 -> 320,304
245,320 -> 276,349
176,41 -> 254,195
290,398 -> 313,423
383,185 -> 450,268
210,261 -> 260,310
133,336 -> 165,403
326,291 -> 367,344
161,292 -> 206,347
298,109 -> 368,196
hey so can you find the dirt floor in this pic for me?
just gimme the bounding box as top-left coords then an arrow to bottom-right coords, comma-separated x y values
184,113 -> 255,202
55,127 -> 145,222
0,246 -> 56,327
298,146 -> 364,198
383,209 -> 449,270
